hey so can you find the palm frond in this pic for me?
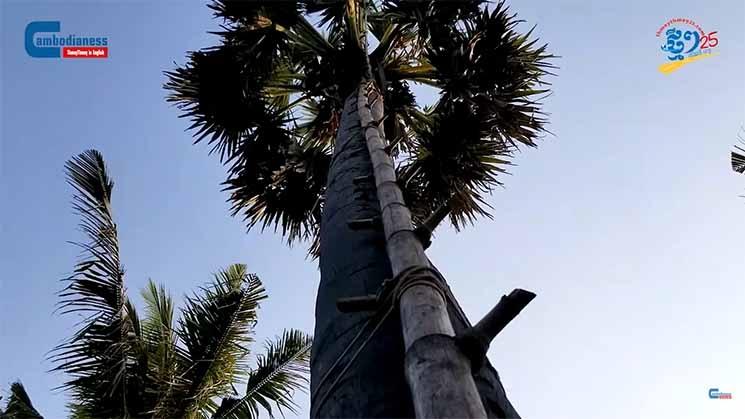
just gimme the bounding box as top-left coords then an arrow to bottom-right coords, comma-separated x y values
171,264 -> 268,418
304,0 -> 348,35
165,44 -> 279,162
297,97 -> 341,150
209,0 -> 303,28
165,7 -> 343,250
732,148 -> 745,174
212,329 -> 312,419
380,80 -> 418,156
389,1 -> 554,228
140,280 -> 181,418
379,1 -> 554,228
2,382 -> 43,419
732,127 -> 745,173
399,102 -> 512,229
383,0 -> 486,42
64,403 -> 92,419
50,150 -> 146,418
223,134 -> 330,251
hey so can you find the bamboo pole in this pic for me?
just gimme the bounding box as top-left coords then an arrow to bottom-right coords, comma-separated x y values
356,82 -> 488,418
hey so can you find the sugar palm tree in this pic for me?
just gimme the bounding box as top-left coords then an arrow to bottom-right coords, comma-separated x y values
49,150 -> 311,418
1,382 -> 43,419
165,1 -> 554,417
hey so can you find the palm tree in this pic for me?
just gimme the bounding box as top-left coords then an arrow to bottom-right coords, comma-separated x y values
165,1 -> 554,417
49,150 -> 311,418
1,382 -> 43,419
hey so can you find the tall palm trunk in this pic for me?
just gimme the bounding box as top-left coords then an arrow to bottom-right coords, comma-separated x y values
312,85 -> 521,418
312,91 -> 415,417
357,82 -> 485,418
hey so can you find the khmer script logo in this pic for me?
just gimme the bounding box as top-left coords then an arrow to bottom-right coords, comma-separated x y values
656,18 -> 718,74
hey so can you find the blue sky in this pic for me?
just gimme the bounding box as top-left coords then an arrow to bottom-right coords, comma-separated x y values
1,1 -> 744,418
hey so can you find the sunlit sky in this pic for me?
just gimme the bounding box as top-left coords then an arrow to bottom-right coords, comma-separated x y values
2,1 -> 744,418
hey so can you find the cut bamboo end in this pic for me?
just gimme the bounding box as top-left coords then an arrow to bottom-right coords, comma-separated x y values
456,288 -> 536,370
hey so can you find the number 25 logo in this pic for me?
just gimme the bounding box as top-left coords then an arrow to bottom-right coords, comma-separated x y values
701,31 -> 719,48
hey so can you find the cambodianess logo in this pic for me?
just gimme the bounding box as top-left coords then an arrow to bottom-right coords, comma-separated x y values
656,18 -> 718,74
25,21 -> 108,59
709,388 -> 733,399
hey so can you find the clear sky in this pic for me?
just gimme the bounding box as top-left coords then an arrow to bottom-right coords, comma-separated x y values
1,1 -> 744,418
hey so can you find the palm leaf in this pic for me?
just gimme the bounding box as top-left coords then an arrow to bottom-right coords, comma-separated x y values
165,44 -> 279,162
212,329 -> 312,419
222,132 -> 330,252
165,11 -> 340,252
209,0 -> 302,29
2,382 -> 43,419
732,127 -> 745,173
140,280 -> 181,418
170,264 -> 268,418
297,97 -> 341,150
399,102 -> 512,228
50,150 -> 146,418
389,1 -> 554,229
733,148 -> 745,174
304,0 -> 349,35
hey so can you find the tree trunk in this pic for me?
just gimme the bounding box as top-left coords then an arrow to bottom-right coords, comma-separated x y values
311,87 -> 521,418
357,82 -> 487,418
311,91 -> 415,418
436,262 -> 520,418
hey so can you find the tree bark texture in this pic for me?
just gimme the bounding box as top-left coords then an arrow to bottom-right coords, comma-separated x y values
311,88 -> 521,418
358,83 -> 486,418
311,91 -> 415,418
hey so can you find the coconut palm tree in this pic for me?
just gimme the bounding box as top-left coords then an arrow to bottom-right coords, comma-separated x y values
48,150 -> 311,418
165,1 -> 554,417
1,382 -> 43,419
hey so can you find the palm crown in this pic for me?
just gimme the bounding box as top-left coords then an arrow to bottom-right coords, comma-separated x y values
165,0 -> 555,254
45,150 -> 311,419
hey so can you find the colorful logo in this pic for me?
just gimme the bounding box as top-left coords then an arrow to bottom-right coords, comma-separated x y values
709,388 -> 733,399
25,21 -> 108,59
656,18 -> 717,74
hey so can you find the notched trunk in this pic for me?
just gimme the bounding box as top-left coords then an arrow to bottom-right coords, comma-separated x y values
311,89 -> 520,419
311,91 -> 414,418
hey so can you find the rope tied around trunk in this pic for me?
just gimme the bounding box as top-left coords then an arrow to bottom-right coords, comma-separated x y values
311,265 -> 450,416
